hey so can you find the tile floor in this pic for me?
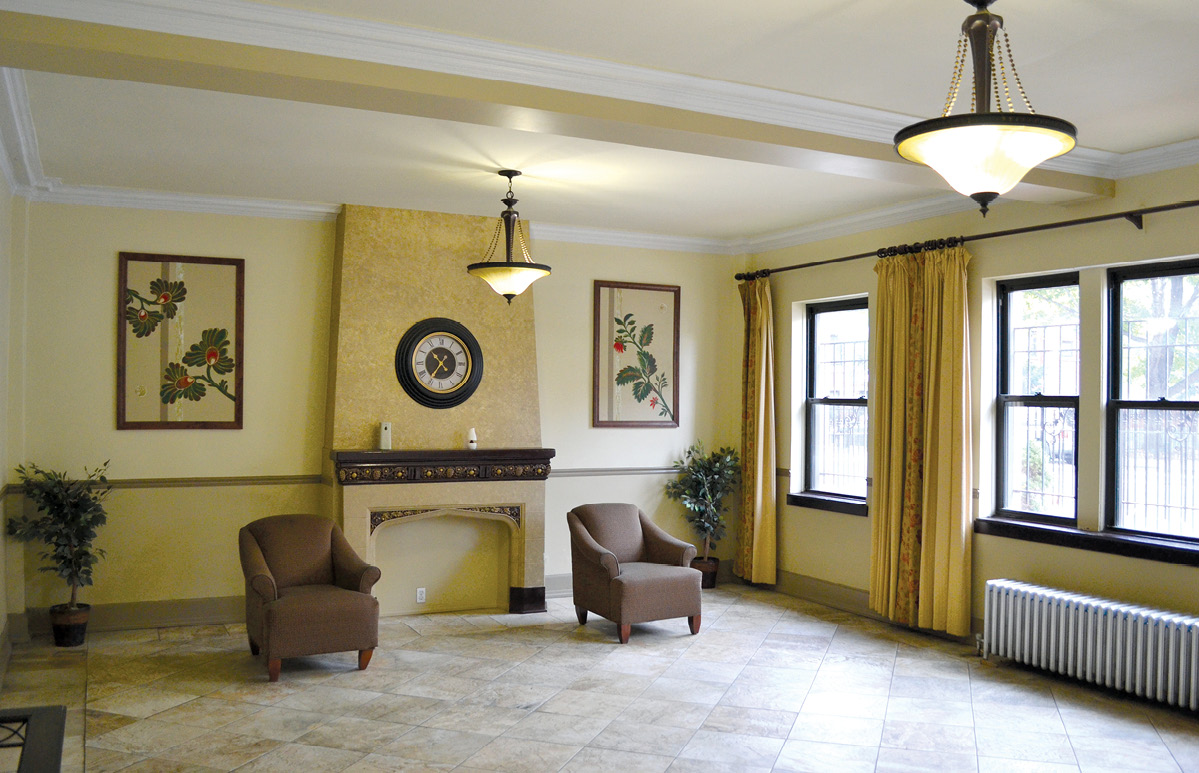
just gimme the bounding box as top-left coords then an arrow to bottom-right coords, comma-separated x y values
1,584 -> 1197,771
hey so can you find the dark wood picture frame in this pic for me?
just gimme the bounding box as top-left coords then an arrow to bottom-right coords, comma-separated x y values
592,280 -> 680,428
117,252 -> 245,430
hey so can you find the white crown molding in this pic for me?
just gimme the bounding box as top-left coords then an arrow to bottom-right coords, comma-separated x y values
530,223 -> 740,255
1115,138 -> 1199,179
0,67 -> 47,190
739,195 -> 976,255
0,0 -> 931,145
22,182 -> 340,220
5,0 -> 1198,179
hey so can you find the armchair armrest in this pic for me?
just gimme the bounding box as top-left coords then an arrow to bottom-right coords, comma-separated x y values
640,513 -> 698,567
331,527 -> 381,593
238,528 -> 278,602
567,512 -> 620,579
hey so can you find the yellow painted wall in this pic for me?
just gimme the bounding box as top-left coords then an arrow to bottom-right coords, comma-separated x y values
533,240 -> 748,578
762,163 -> 1199,617
0,171 -> 13,631
8,203 -> 335,610
330,205 -> 541,453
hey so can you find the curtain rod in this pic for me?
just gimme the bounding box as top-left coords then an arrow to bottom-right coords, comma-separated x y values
734,198 -> 1199,281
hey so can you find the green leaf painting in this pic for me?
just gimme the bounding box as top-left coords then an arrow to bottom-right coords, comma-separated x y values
125,277 -> 236,404
612,312 -> 673,420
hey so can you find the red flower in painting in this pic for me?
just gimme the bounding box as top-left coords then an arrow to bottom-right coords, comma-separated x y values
613,341 -> 625,354
650,396 -> 658,409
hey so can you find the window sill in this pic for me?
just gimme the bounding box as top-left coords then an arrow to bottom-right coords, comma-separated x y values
974,516 -> 1199,567
786,492 -> 867,516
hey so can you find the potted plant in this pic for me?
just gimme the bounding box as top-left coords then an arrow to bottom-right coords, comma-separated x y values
7,462 -> 111,647
665,443 -> 740,588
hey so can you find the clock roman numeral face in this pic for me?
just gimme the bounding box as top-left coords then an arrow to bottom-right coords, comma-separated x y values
413,333 -> 471,393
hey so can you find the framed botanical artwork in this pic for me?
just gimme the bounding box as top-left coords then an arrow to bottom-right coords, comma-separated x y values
117,252 -> 245,429
593,280 -> 680,428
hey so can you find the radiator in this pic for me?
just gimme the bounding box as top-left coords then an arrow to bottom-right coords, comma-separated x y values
983,579 -> 1199,710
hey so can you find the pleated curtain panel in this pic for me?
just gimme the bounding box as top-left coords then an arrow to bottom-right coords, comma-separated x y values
869,246 -> 973,637
736,277 -> 777,585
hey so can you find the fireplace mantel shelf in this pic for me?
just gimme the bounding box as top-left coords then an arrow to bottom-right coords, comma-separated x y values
332,448 -> 555,485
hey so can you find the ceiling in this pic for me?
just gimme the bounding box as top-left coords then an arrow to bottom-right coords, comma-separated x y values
1,0 -> 1198,252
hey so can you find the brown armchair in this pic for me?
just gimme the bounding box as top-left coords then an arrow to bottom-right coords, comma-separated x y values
238,514 -> 381,681
568,503 -> 702,643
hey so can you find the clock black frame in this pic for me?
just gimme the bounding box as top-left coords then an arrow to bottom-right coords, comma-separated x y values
395,318 -> 484,408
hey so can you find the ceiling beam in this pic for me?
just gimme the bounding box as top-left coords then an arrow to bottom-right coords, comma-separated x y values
0,11 -> 1112,202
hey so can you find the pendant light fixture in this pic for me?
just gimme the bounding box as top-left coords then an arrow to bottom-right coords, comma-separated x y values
467,170 -> 551,303
894,0 -> 1076,216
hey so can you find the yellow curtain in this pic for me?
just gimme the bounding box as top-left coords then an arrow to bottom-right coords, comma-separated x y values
736,277 -> 777,584
869,246 -> 972,636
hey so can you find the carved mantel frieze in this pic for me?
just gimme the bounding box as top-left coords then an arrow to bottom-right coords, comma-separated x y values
332,448 -> 555,486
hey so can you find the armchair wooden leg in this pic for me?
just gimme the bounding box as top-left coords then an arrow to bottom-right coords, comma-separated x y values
575,606 -> 587,626
267,658 -> 281,682
358,648 -> 374,671
248,638 -> 259,656
688,614 -> 701,635
618,624 -> 631,644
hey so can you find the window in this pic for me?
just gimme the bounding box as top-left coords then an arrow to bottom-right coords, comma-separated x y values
793,298 -> 869,515
1108,259 -> 1199,541
996,275 -> 1080,523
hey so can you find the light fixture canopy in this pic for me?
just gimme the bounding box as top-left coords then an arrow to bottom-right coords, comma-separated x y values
894,0 -> 1076,215
467,170 -> 551,303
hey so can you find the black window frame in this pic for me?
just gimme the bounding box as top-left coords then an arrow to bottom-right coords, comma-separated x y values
789,297 -> 869,516
995,272 -> 1080,525
1105,257 -> 1199,542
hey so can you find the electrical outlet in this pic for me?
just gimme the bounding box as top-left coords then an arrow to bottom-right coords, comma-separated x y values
416,587 -> 426,603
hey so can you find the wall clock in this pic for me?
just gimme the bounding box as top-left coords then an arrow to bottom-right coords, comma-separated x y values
395,318 -> 484,408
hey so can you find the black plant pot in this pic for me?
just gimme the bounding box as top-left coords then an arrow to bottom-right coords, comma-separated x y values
691,557 -> 719,589
49,603 -> 90,647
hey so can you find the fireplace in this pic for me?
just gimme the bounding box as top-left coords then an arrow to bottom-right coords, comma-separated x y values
332,448 -> 554,614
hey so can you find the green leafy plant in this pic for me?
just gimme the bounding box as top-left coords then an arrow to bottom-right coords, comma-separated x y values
124,278 -> 187,338
7,462 -> 111,609
612,313 -> 673,420
664,443 -> 740,560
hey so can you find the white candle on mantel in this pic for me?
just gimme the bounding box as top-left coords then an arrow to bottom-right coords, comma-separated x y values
467,427 -> 478,450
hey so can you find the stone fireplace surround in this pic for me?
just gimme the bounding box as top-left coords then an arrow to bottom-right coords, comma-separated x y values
333,448 -> 554,613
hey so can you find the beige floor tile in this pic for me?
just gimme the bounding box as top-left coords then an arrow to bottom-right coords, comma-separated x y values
590,718 -> 694,756
882,718 -> 976,755
976,726 -> 1078,765
618,697 -> 713,730
886,696 -> 975,727
564,745 -> 674,773
148,697 -> 261,729
677,729 -> 784,767
232,742 -> 365,772
702,705 -> 797,739
788,712 -> 884,746
85,709 -> 140,737
87,718 -> 210,756
220,705 -> 333,742
537,688 -> 634,720
151,729 -> 282,769
109,759 -> 223,772
82,745 -> 145,773
460,680 -> 560,710
272,684 -> 384,715
419,702 -> 528,736
502,711 -> 610,745
296,715 -> 411,753
875,746 -> 979,772
774,739 -> 878,773
1068,734 -> 1182,771
643,676 -> 729,706
800,689 -> 889,719
340,753 -> 455,772
375,726 -> 493,765
976,760 -> 1081,773
347,693 -> 449,724
460,736 -> 580,773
